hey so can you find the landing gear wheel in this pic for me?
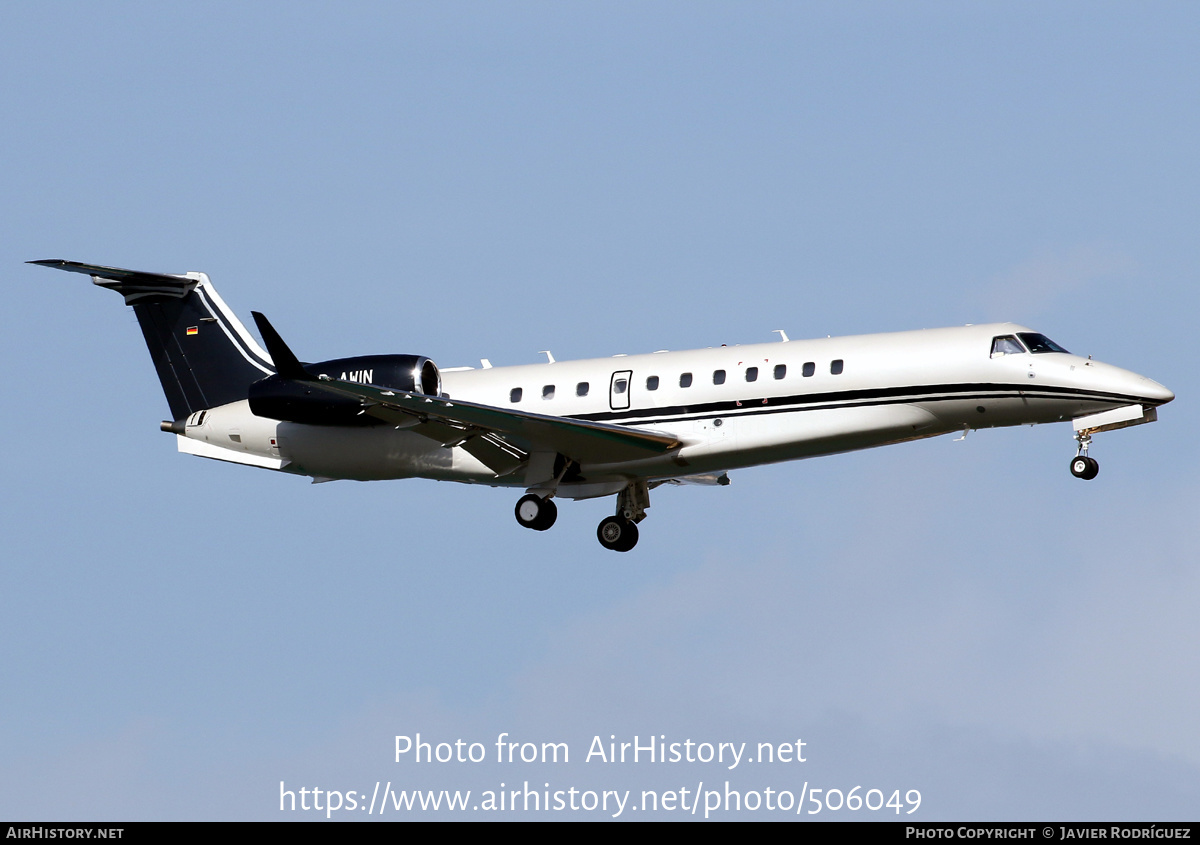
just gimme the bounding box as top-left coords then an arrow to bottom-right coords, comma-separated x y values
597,516 -> 639,552
515,494 -> 557,531
1070,456 -> 1099,480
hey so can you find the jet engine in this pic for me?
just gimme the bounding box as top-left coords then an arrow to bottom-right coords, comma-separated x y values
248,354 -> 440,425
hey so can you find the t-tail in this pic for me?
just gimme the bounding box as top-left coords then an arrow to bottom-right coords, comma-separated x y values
29,260 -> 275,420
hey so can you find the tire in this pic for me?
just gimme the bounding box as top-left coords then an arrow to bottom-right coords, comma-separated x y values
515,494 -> 557,531
597,516 -> 639,552
1082,456 -> 1099,480
1070,456 -> 1099,480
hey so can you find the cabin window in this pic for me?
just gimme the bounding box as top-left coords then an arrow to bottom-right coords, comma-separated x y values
1017,332 -> 1069,354
831,359 -> 844,375
646,375 -> 660,391
745,367 -> 758,382
510,387 -> 523,403
613,378 -> 628,394
542,385 -> 555,400
774,364 -> 786,380
990,335 -> 1025,357
802,362 -> 815,377
713,369 -> 726,385
576,382 -> 589,397
680,373 -> 693,388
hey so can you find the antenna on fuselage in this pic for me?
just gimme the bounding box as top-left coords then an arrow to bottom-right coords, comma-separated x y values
773,330 -> 789,342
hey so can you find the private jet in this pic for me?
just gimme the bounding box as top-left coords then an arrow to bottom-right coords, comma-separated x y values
32,259 -> 1174,551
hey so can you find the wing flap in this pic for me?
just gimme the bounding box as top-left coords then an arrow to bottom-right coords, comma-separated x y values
456,433 -> 527,477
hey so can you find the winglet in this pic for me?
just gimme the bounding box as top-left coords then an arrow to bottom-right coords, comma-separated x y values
250,311 -> 308,380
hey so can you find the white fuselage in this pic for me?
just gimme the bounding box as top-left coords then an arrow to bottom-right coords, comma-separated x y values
177,322 -> 1173,495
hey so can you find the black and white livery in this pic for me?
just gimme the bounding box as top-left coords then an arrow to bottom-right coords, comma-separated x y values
33,259 -> 1174,551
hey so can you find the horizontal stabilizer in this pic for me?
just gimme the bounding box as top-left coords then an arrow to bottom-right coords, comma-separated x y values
29,259 -> 197,303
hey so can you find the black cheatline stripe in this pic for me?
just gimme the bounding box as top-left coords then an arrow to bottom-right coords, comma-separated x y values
194,286 -> 275,372
569,382 -> 1147,426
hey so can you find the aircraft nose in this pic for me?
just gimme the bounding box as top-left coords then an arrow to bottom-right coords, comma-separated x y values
1084,360 -> 1174,405
1117,367 -> 1174,405
1139,378 -> 1174,405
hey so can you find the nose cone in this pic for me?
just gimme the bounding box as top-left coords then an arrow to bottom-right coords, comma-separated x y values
1076,359 -> 1174,406
1108,364 -> 1173,405
1138,377 -> 1175,405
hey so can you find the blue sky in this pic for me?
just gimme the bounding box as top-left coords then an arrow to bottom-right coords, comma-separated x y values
2,2 -> 1197,820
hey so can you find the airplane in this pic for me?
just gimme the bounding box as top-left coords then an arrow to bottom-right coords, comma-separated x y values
31,259 -> 1175,552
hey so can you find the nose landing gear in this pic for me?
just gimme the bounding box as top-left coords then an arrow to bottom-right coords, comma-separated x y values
1070,455 -> 1099,480
1070,432 -> 1099,480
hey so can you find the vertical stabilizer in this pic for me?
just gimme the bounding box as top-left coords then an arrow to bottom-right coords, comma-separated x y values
30,260 -> 275,419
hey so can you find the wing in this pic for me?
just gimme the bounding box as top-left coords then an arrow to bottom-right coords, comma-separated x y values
246,311 -> 683,477
314,375 -> 683,470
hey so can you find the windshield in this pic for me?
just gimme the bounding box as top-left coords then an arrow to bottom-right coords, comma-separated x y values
990,335 -> 1026,357
1017,332 -> 1069,354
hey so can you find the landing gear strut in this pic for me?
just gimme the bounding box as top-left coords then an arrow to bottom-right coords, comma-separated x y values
515,494 -> 557,531
596,481 -> 650,552
1070,432 -> 1099,480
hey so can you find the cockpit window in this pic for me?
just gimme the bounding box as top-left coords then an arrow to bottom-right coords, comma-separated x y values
990,335 -> 1026,357
1018,332 -> 1069,354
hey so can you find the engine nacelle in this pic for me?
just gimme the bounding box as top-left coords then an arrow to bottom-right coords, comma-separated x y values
305,354 -> 441,395
248,354 -> 440,425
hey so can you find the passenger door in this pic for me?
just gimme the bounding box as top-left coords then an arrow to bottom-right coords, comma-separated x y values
609,370 -> 632,411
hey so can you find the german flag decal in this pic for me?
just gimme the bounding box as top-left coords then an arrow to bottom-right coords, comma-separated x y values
186,326 -> 199,336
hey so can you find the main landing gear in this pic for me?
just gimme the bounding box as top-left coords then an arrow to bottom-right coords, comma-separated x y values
597,515 -> 639,552
512,480 -> 650,552
1070,432 -> 1099,480
514,493 -> 557,531
596,481 -> 650,552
